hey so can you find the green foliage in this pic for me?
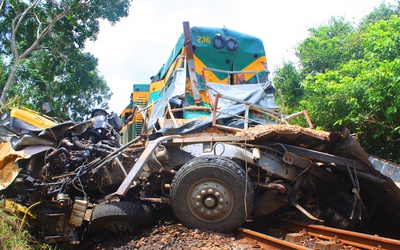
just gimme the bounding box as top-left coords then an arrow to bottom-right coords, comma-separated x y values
273,61 -> 304,124
8,49 -> 111,120
297,17 -> 355,74
274,2 -> 400,162
359,0 -> 400,29
301,15 -> 400,161
0,59 -> 6,89
0,0 -> 131,118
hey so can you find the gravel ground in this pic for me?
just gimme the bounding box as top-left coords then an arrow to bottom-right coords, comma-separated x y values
74,209 -> 262,250
77,222 -> 260,250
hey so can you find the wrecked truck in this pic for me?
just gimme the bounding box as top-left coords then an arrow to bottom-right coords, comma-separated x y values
1,22 -> 400,244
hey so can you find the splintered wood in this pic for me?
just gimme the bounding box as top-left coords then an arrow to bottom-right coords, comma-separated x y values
235,124 -> 330,139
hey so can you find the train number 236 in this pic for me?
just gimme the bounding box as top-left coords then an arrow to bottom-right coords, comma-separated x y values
197,36 -> 211,44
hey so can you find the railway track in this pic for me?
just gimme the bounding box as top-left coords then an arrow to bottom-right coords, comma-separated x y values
237,227 -> 309,250
237,220 -> 400,250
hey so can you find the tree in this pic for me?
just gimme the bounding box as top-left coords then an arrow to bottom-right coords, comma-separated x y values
0,0 -> 131,118
9,49 -> 110,119
273,2 -> 400,162
300,14 -> 400,162
297,17 -> 355,75
359,0 -> 400,28
272,61 -> 303,113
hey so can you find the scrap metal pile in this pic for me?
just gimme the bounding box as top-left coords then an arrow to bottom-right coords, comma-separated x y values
0,105 -> 399,244
0,108 -> 153,242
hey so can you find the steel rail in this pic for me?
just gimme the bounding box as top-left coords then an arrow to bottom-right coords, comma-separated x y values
237,227 -> 311,250
281,219 -> 400,250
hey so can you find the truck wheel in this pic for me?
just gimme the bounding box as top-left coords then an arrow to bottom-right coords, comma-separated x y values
170,156 -> 254,233
90,201 -> 153,234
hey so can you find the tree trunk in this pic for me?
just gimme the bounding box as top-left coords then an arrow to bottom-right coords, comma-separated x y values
0,59 -> 19,103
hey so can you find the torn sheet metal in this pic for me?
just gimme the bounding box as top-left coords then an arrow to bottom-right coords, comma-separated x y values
369,156 -> 400,185
151,82 -> 279,135
148,69 -> 187,130
0,141 -> 29,190
207,82 -> 279,114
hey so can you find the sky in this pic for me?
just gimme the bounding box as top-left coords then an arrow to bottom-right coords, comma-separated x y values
85,0 -> 394,114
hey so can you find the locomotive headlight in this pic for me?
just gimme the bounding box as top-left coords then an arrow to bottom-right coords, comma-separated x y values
225,36 -> 238,51
213,34 -> 225,49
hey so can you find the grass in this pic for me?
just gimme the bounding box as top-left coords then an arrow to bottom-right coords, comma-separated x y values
0,199 -> 72,250
0,206 -> 37,250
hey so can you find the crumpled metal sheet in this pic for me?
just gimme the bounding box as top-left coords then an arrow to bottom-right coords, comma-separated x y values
0,141 -> 29,190
150,82 -> 279,135
369,156 -> 400,184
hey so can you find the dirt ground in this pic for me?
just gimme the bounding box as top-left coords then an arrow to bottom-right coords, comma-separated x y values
75,215 -> 260,250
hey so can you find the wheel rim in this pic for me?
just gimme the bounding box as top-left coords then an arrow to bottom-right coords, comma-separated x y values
105,221 -> 134,234
187,178 -> 234,222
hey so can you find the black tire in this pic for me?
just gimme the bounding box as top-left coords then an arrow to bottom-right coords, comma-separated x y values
170,156 -> 254,233
90,201 -> 153,234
